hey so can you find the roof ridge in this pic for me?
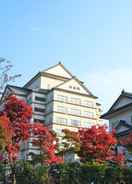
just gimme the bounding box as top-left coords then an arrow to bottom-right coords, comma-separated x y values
124,91 -> 132,96
101,102 -> 132,119
41,62 -> 73,78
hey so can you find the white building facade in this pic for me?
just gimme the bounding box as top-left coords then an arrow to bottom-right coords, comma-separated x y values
1,62 -> 103,159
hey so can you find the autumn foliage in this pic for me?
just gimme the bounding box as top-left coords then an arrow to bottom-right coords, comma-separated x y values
63,126 -> 124,165
31,122 -> 63,164
0,95 -> 62,164
0,115 -> 12,152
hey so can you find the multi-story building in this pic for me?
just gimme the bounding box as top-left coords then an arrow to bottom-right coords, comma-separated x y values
1,62 -> 103,159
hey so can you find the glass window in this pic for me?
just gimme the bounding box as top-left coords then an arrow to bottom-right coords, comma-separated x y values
34,107 -> 45,113
70,108 -> 81,116
57,95 -> 67,102
34,118 -> 44,123
57,106 -> 67,113
84,111 -> 94,118
83,121 -> 92,128
70,119 -> 81,127
57,117 -> 67,125
71,97 -> 81,105
83,100 -> 93,107
35,96 -> 46,102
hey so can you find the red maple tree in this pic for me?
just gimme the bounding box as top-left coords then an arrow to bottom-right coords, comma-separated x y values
0,95 -> 62,164
0,115 -> 12,153
0,95 -> 63,183
31,122 -> 63,164
63,125 -> 124,165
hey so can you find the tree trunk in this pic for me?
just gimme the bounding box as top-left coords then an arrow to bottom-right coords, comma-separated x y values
11,163 -> 16,184
12,173 -> 16,184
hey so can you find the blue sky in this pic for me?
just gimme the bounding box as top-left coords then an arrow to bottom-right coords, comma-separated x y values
0,0 -> 132,112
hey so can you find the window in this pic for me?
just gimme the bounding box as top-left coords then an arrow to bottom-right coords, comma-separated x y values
57,106 -> 67,113
83,100 -> 93,107
70,108 -> 81,116
57,117 -> 67,125
35,96 -> 46,102
84,111 -> 94,118
69,86 -> 81,91
83,121 -> 92,128
34,119 -> 44,123
70,119 -> 81,127
34,107 -> 45,113
71,97 -> 81,105
57,95 -> 67,102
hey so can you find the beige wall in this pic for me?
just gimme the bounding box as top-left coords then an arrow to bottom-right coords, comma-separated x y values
51,90 -> 102,132
45,65 -> 72,78
41,76 -> 64,89
52,124 -> 78,137
57,78 -> 89,95
53,90 -> 96,106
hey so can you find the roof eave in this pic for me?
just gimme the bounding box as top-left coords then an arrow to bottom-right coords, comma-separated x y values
101,103 -> 132,119
24,72 -> 41,88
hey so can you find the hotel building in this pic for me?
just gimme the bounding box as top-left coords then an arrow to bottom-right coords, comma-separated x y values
1,62 -> 103,159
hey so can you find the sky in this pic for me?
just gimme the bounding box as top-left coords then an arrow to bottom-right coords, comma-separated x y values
0,0 -> 132,113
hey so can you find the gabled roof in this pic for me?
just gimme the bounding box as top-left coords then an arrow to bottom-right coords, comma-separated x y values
101,90 -> 132,119
24,62 -> 84,88
24,62 -> 73,88
0,85 -> 31,102
0,85 -> 13,102
42,62 -> 73,79
53,76 -> 97,98
8,85 -> 49,94
0,85 -> 50,103
24,72 -> 41,88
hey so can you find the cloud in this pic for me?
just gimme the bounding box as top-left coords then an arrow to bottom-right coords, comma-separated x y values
83,67 -> 132,112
